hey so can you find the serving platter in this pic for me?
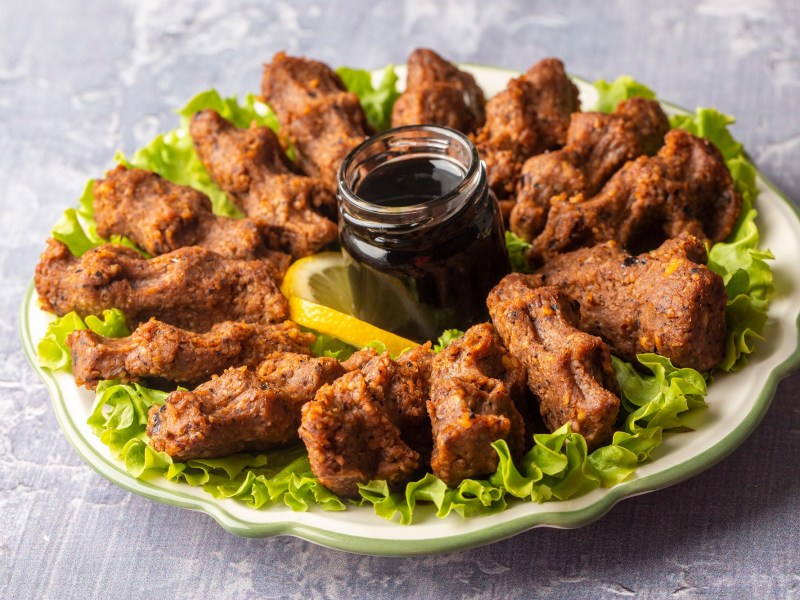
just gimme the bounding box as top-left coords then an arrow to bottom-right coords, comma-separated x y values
20,65 -> 800,556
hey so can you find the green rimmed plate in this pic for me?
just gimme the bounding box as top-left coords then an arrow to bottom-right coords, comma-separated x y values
20,66 -> 800,556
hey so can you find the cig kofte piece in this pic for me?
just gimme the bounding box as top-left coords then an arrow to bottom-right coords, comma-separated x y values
190,109 -> 338,258
391,48 -> 486,134
510,97 -> 670,241
93,165 -> 280,261
299,345 -> 433,498
261,51 -> 371,192
34,239 -> 288,332
535,234 -> 727,371
427,323 -> 527,487
487,280 -> 620,449
472,58 -> 580,215
147,354 -> 345,460
68,319 -> 314,389
529,129 -> 742,262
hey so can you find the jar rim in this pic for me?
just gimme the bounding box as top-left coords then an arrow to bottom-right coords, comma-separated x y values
337,124 -> 482,221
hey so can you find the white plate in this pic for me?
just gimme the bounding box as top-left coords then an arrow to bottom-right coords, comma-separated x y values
21,66 -> 800,556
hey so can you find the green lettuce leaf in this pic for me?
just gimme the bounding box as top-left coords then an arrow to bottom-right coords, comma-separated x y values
88,379 -> 169,455
505,231 -> 533,273
176,89 -> 280,131
37,309 -> 129,372
669,108 -> 742,160
359,473 -> 507,524
707,209 -> 775,370
613,353 -> 707,433
308,330 -> 359,360
593,75 -> 656,113
337,65 -> 400,131
432,329 -> 464,353
671,107 -> 774,370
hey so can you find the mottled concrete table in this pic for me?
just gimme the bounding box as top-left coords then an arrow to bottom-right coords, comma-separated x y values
2,1 -> 799,598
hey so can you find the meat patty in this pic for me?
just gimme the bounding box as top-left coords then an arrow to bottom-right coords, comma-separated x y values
34,239 -> 288,331
301,375 -> 418,499
261,51 -> 370,191
534,234 -> 727,371
472,58 -> 580,214
427,323 -> 527,487
529,129 -> 742,262
299,349 -> 429,498
510,97 -> 670,240
190,109 -> 338,258
93,165 -> 280,261
391,48 -> 486,134
147,354 -> 345,460
487,281 -> 620,448
68,319 -> 314,388
385,345 -> 434,433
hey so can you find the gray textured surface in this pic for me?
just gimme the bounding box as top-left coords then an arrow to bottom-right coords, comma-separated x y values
2,0 -> 799,598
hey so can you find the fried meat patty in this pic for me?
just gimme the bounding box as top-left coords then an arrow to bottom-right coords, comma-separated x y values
68,319 -> 314,388
93,165 -> 282,262
34,239 -> 288,331
472,58 -> 580,214
147,354 -> 345,460
529,129 -> 742,262
488,281 -> 620,448
391,48 -> 486,134
261,52 -> 370,191
510,97 -> 670,241
535,234 -> 727,371
299,345 -> 432,498
190,109 -> 337,258
427,323 -> 527,487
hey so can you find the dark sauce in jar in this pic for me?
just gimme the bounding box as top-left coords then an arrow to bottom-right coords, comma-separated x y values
355,157 -> 464,207
338,125 -> 510,342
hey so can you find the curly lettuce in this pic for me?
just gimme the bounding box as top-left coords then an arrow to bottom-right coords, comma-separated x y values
707,210 -> 774,370
505,231 -> 533,273
336,65 -> 401,131
432,329 -> 464,353
37,309 -> 129,371
307,330 -> 359,360
307,330 -> 402,360
670,108 -> 742,161
593,75 -> 656,113
670,108 -> 774,370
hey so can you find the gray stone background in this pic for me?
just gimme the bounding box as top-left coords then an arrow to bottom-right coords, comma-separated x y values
2,0 -> 799,598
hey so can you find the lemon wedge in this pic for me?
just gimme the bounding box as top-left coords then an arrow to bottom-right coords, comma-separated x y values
281,252 -> 356,314
281,252 -> 419,356
286,297 -> 416,357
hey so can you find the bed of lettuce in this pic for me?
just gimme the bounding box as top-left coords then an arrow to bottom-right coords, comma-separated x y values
36,71 -> 773,524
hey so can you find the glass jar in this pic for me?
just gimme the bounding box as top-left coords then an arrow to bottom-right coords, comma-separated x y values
337,125 -> 510,342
